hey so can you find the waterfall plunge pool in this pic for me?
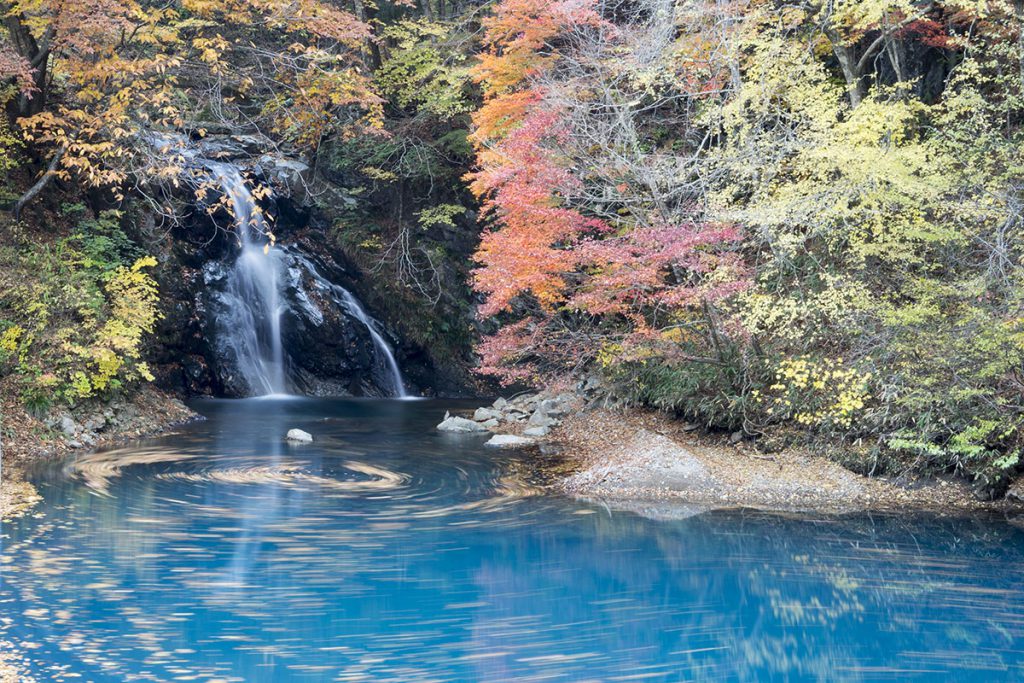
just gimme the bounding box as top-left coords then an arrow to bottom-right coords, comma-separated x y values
3,397 -> 1024,681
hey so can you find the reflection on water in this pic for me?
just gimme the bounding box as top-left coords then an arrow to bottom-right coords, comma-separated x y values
3,398 -> 1024,681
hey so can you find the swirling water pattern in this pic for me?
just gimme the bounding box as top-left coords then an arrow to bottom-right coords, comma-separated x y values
3,398 -> 1024,681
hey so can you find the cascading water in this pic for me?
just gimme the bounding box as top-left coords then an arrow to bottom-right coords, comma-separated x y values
204,160 -> 408,398
286,254 -> 407,398
339,291 -> 407,398
208,162 -> 288,396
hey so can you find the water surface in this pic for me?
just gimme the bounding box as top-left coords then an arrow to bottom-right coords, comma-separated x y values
3,398 -> 1024,681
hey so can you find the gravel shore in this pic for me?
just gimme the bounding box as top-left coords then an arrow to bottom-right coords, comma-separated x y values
551,406 -> 1020,515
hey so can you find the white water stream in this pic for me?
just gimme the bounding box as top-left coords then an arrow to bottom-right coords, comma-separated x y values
207,162 -> 407,397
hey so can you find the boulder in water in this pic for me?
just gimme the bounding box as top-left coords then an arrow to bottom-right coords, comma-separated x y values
437,414 -> 488,433
286,428 -> 314,443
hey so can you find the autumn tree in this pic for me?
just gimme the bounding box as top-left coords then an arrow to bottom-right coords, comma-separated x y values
708,1 -> 1024,487
468,0 -> 748,383
0,0 -> 380,217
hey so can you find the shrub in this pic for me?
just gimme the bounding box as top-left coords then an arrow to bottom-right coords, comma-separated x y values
0,211 -> 160,408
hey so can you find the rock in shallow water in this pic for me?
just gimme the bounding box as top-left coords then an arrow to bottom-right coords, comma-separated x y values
485,434 -> 537,448
286,428 -> 314,443
437,415 -> 489,433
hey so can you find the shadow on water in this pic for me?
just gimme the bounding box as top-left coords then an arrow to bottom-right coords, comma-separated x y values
3,398 -> 1024,681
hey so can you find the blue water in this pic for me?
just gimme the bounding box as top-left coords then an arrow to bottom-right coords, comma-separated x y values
3,398 -> 1024,681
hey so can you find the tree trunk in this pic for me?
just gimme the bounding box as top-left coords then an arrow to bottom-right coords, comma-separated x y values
351,0 -> 381,69
13,144 -> 66,220
2,6 -> 50,117
827,33 -> 864,108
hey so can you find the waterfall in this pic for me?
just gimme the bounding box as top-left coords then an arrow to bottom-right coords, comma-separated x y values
283,251 -> 408,398
205,161 -> 408,398
209,162 -> 288,396
336,286 -> 407,398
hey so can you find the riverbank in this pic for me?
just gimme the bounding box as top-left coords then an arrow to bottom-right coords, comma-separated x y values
0,384 -> 198,520
448,393 -> 1024,516
551,406 -> 1016,516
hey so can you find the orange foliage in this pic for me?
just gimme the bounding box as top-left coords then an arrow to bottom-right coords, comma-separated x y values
5,0 -> 378,195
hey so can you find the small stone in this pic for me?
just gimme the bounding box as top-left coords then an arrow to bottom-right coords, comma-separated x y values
481,419 -> 500,429
492,397 -> 508,410
437,416 -> 489,433
528,411 -> 558,428
59,415 -> 78,437
286,428 -> 314,443
540,398 -> 569,416
83,415 -> 106,432
67,440 -> 84,449
523,426 -> 550,437
485,434 -> 537,448
512,393 -> 538,408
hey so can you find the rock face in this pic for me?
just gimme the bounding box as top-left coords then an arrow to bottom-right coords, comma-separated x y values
143,136 -> 419,398
142,133 -> 486,400
286,428 -> 314,443
200,242 -> 408,398
257,154 -> 312,205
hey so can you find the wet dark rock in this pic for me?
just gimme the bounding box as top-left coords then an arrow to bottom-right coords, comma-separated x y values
257,154 -> 312,204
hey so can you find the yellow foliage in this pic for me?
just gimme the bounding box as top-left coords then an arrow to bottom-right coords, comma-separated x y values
762,357 -> 872,430
0,220 -> 162,405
